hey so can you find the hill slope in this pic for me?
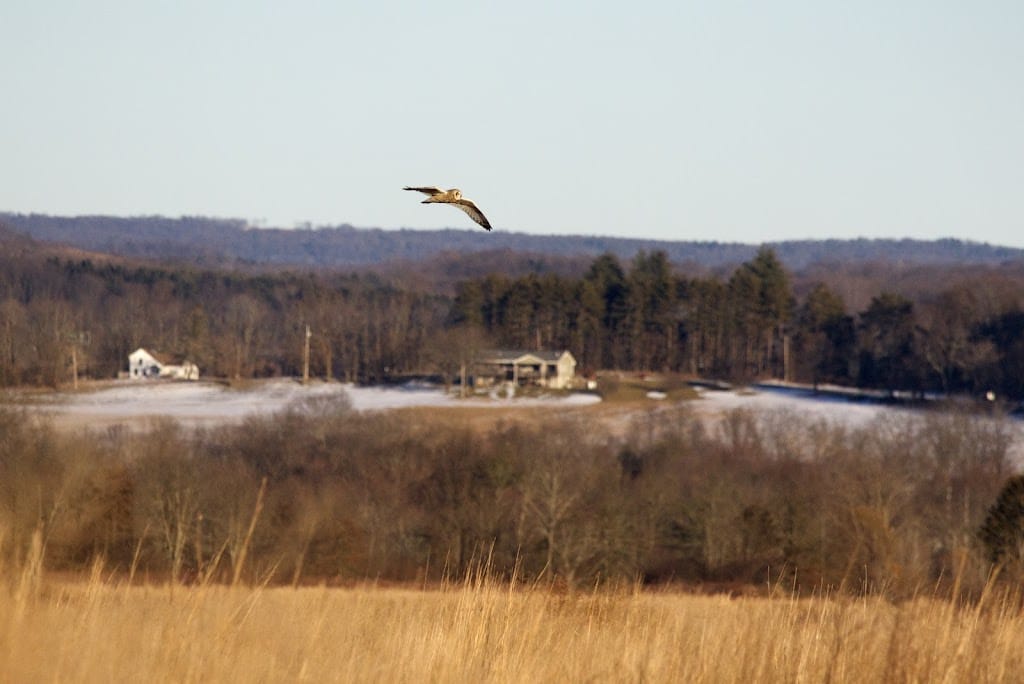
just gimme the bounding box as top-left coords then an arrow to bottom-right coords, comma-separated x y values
3,212 -> 1022,269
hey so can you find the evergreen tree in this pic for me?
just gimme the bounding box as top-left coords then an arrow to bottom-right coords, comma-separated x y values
583,254 -> 629,369
727,247 -> 794,379
794,283 -> 854,386
857,292 -> 921,395
679,277 -> 729,377
626,251 -> 675,370
979,475 -> 1024,566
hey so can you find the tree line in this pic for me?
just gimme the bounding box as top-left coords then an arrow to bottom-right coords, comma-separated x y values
2,401 -> 1021,594
3,244 -> 1024,400
453,248 -> 1024,401
0,255 -> 447,386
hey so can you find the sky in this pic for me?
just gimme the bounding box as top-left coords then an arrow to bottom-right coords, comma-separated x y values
2,1 -> 1023,246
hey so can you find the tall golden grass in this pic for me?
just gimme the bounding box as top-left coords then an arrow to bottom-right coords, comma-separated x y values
3,549 -> 1024,684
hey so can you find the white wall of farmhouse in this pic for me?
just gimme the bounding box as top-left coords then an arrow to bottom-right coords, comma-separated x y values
127,348 -> 200,380
128,348 -> 162,379
550,353 -> 576,389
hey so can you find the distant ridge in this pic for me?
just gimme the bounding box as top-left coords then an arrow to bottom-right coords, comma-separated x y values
2,212 -> 1022,270
0,221 -> 126,264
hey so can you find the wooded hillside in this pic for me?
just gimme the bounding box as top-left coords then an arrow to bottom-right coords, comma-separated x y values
3,224 -> 1024,401
4,212 -> 1022,269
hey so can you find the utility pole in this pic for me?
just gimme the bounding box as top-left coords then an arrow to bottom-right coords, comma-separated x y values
783,333 -> 791,383
302,324 -> 311,384
67,330 -> 89,390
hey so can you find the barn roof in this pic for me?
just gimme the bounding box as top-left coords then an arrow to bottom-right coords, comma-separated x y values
130,347 -> 187,365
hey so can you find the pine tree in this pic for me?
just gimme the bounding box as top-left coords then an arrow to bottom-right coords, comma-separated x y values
979,475 -> 1024,565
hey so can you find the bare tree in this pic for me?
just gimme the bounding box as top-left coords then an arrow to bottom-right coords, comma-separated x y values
132,420 -> 201,580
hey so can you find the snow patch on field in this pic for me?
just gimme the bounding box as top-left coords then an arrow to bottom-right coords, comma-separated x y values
31,379 -> 600,425
20,380 -> 1024,465
692,386 -> 908,428
692,384 -> 1024,464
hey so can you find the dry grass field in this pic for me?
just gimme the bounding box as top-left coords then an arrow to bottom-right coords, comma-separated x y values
5,384 -> 1024,682
3,559 -> 1024,683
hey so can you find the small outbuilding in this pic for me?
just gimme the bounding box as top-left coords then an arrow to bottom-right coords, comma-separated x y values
127,348 -> 200,380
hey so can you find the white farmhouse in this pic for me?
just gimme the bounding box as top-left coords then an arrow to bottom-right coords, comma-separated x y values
127,348 -> 200,380
476,350 -> 577,390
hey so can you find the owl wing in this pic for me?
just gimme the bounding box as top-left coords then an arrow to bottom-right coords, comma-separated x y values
453,198 -> 492,231
403,186 -> 445,196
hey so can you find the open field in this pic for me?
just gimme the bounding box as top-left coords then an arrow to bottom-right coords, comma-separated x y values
7,379 -> 601,432
10,377 -> 1023,463
4,380 -> 1024,681
3,568 -> 1024,683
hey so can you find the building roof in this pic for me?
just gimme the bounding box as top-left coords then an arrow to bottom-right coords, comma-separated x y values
479,349 -> 575,364
130,347 -> 188,365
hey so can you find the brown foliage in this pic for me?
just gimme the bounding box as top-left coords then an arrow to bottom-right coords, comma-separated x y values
2,400 -> 1018,596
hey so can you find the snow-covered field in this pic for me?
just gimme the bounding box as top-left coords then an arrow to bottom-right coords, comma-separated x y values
693,385 -> 914,428
13,379 -> 1024,463
24,379 -> 600,428
692,384 -> 1024,464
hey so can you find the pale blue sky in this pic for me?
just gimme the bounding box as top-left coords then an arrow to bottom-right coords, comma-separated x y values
2,2 -> 1023,246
